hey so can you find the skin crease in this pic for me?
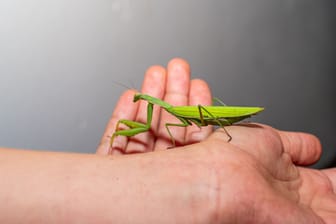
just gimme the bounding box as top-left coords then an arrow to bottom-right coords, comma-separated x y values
97,58 -> 336,223
0,58 -> 335,223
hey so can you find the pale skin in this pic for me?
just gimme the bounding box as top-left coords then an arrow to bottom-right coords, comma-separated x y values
0,58 -> 335,223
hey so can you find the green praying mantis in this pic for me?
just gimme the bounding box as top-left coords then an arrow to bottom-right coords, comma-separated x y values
110,93 -> 264,150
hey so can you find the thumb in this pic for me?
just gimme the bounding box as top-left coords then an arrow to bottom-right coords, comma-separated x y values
278,131 -> 322,166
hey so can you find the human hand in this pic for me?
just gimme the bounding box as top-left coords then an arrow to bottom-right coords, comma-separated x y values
94,124 -> 335,223
97,58 -> 213,155
95,58 -> 336,223
171,125 -> 335,223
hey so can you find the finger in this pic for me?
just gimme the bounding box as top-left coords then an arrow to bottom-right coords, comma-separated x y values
125,66 -> 167,153
185,79 -> 213,143
278,131 -> 322,166
222,124 -> 321,169
96,90 -> 139,155
154,58 -> 191,150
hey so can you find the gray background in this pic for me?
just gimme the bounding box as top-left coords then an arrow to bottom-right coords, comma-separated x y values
0,0 -> 335,168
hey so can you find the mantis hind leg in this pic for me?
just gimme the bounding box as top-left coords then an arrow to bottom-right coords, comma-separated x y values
197,105 -> 233,142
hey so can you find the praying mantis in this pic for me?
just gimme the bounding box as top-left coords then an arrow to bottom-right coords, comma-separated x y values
110,93 -> 264,150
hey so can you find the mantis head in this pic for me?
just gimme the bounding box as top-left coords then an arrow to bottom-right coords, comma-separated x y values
133,93 -> 142,102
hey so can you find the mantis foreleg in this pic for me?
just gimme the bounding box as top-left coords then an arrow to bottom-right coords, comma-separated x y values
110,102 -> 154,150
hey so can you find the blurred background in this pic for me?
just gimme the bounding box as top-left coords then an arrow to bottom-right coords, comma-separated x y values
0,0 -> 335,168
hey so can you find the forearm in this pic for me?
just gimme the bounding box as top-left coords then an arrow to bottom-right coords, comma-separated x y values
0,148 -> 206,223
0,148 -> 108,223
